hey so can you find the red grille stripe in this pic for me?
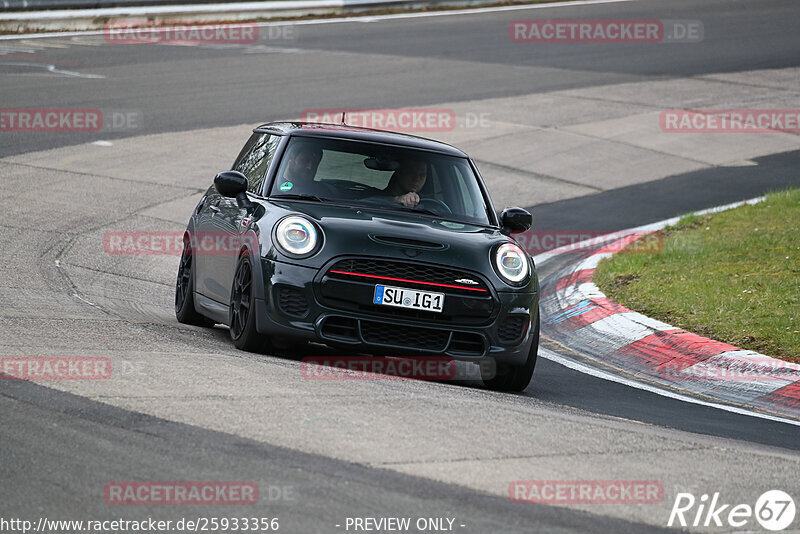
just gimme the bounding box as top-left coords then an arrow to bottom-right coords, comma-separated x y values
329,270 -> 488,292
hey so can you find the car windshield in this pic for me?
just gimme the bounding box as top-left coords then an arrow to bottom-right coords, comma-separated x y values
268,137 -> 493,226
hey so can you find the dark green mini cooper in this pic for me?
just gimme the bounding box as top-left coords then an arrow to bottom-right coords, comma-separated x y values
175,122 -> 539,391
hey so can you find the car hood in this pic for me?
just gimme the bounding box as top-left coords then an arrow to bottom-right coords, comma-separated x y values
259,200 -> 528,290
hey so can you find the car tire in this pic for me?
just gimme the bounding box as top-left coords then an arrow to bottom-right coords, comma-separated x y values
229,254 -> 269,352
482,312 -> 539,392
175,237 -> 214,327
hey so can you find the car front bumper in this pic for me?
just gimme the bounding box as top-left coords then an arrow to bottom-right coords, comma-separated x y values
254,259 -> 538,365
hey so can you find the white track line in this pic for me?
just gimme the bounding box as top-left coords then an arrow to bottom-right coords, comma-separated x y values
0,0 -> 636,40
540,348 -> 800,427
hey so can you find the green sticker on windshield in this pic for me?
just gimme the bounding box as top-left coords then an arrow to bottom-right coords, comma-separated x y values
440,221 -> 465,229
279,181 -> 293,191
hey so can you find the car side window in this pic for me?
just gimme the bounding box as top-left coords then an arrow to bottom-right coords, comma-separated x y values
235,133 -> 281,195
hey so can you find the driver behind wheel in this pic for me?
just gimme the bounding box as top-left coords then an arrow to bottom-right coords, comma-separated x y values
383,159 -> 427,207
281,143 -> 323,187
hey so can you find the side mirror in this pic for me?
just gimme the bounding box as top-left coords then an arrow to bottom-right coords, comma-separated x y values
214,171 -> 248,197
214,170 -> 253,210
500,207 -> 532,233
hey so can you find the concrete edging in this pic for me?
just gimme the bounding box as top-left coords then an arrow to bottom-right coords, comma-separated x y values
0,0 -> 476,31
0,0 -> 630,33
533,197 -> 800,421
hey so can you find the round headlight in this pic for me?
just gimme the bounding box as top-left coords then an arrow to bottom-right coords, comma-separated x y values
495,243 -> 529,284
275,216 -> 319,256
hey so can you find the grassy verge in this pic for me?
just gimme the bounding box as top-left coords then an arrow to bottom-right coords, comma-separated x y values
594,189 -> 800,363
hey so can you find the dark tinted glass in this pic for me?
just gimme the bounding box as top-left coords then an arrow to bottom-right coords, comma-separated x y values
269,137 -> 491,225
235,133 -> 281,195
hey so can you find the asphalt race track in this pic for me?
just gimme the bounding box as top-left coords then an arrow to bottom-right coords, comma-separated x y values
1,0 -> 800,532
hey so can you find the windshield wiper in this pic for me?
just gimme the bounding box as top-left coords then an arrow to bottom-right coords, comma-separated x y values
271,194 -> 327,202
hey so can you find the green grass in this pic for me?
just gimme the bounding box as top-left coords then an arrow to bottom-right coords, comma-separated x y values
594,189 -> 800,362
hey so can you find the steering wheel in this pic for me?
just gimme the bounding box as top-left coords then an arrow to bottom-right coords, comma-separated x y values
416,198 -> 452,215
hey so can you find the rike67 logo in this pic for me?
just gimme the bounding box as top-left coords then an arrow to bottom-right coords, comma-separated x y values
668,490 -> 795,531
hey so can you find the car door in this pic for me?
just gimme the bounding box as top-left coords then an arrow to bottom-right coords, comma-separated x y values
193,133 -> 261,300
205,133 -> 280,304
192,185 -> 222,301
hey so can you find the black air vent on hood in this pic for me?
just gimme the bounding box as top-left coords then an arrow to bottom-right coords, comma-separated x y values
369,235 -> 447,250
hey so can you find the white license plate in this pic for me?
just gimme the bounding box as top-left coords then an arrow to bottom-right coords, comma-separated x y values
373,285 -> 444,313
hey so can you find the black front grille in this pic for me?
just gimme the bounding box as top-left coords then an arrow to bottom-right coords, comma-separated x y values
330,258 -> 488,291
498,315 -> 529,344
320,258 -> 494,325
277,287 -> 309,317
360,320 -> 450,351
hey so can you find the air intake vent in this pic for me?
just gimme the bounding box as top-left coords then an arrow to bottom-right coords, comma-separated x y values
449,332 -> 485,356
498,315 -> 529,344
370,235 -> 446,250
360,320 -> 450,351
321,316 -> 358,342
277,287 -> 309,317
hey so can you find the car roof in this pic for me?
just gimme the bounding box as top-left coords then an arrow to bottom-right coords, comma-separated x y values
253,121 -> 468,158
